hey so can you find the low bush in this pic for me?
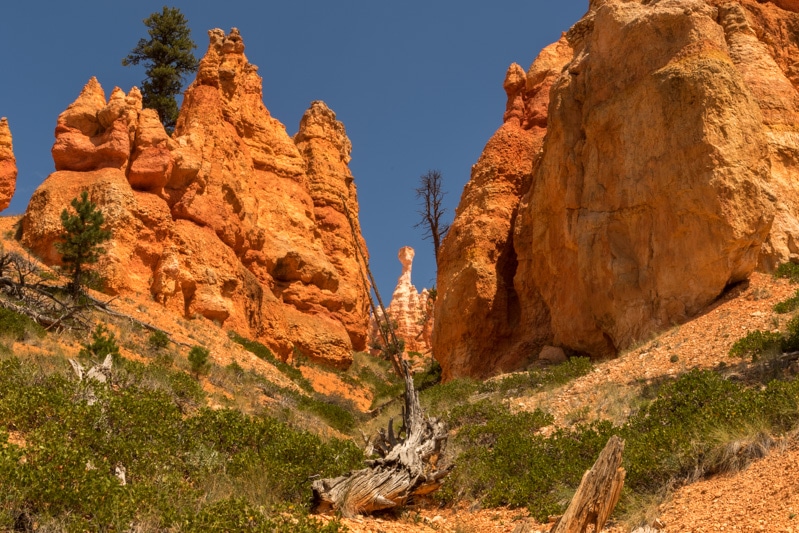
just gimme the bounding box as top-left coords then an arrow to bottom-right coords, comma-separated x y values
189,345 -> 211,377
229,331 -> 313,392
438,368 -> 799,522
298,394 -> 358,434
79,323 -> 120,362
729,330 -> 782,360
479,357 -> 593,396
0,307 -> 45,341
775,262 -> 799,283
148,329 -> 170,350
774,290 -> 799,314
0,355 -> 362,530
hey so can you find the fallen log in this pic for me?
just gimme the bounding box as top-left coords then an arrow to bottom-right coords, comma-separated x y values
312,359 -> 450,517
551,435 -> 626,533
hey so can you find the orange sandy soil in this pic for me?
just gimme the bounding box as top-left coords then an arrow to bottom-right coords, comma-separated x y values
334,272 -> 799,532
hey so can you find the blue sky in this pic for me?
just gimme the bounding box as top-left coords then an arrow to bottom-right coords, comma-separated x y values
0,2 -> 586,299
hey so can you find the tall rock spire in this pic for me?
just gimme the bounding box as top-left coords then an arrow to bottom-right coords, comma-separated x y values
0,118 -> 17,212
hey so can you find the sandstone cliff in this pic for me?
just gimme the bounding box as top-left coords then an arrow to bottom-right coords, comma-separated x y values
0,118 -> 17,212
21,29 -> 370,368
434,40 -> 572,379
369,247 -> 433,356
435,0 -> 799,379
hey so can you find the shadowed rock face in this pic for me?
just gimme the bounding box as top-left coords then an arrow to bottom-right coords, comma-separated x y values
435,0 -> 799,380
0,118 -> 17,212
21,28 -> 370,368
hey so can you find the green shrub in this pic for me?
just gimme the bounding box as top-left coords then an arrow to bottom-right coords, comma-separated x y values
413,359 -> 442,391
189,345 -> 211,377
298,394 -> 358,433
420,377 -> 479,417
775,262 -> 799,283
0,355 -> 363,530
229,331 -> 313,392
148,329 -> 170,350
478,356 -> 593,396
782,315 -> 799,352
774,290 -> 799,314
0,307 -> 45,341
79,323 -> 120,362
728,330 -> 782,360
438,368 -> 799,522
357,364 -> 403,408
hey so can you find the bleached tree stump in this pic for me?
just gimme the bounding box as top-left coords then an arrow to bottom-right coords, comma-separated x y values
312,360 -> 450,516
551,435 -> 626,533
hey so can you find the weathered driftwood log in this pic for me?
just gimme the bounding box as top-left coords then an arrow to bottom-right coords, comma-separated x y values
551,435 -> 626,533
312,360 -> 450,516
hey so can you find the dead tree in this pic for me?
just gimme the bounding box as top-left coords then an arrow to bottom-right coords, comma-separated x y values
414,169 -> 449,268
550,435 -> 626,533
312,359 -> 450,516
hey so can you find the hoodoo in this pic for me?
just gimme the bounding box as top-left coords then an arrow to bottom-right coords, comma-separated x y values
0,118 -> 17,212
21,28 -> 371,368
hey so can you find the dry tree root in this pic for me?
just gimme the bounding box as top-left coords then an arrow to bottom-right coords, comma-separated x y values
312,360 -> 450,517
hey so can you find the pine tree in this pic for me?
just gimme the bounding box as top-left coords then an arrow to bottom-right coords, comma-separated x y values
56,191 -> 112,297
122,6 -> 198,133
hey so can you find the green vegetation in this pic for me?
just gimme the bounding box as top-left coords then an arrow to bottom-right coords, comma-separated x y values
349,351 -> 403,409
478,356 -> 593,396
79,323 -> 120,362
188,345 -> 211,377
729,311 -> 799,360
0,355 -> 360,531
435,368 -> 799,523
728,329 -> 783,360
148,329 -> 170,350
122,7 -> 199,133
774,289 -> 799,314
55,191 -> 112,297
775,261 -> 799,283
228,331 -> 313,392
0,307 -> 45,341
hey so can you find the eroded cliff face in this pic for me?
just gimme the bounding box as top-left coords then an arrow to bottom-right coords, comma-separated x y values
0,118 -> 17,212
433,39 -> 573,379
435,0 -> 799,379
21,28 -> 370,368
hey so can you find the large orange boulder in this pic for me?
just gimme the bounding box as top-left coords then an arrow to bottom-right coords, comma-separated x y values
0,118 -> 17,212
435,0 -> 799,379
21,28 -> 370,369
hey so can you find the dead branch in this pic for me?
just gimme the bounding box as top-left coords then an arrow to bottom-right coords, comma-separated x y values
312,359 -> 450,516
550,435 -> 626,533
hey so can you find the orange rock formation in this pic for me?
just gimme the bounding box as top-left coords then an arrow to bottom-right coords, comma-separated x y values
0,118 -> 17,212
370,247 -> 432,356
435,0 -> 799,379
434,40 -> 573,379
21,28 -> 370,368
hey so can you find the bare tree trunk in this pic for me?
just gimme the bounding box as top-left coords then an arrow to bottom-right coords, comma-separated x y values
550,435 -> 626,533
312,360 -> 450,516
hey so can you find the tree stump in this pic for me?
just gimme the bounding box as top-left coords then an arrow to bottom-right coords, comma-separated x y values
312,360 -> 450,516
551,435 -> 626,533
